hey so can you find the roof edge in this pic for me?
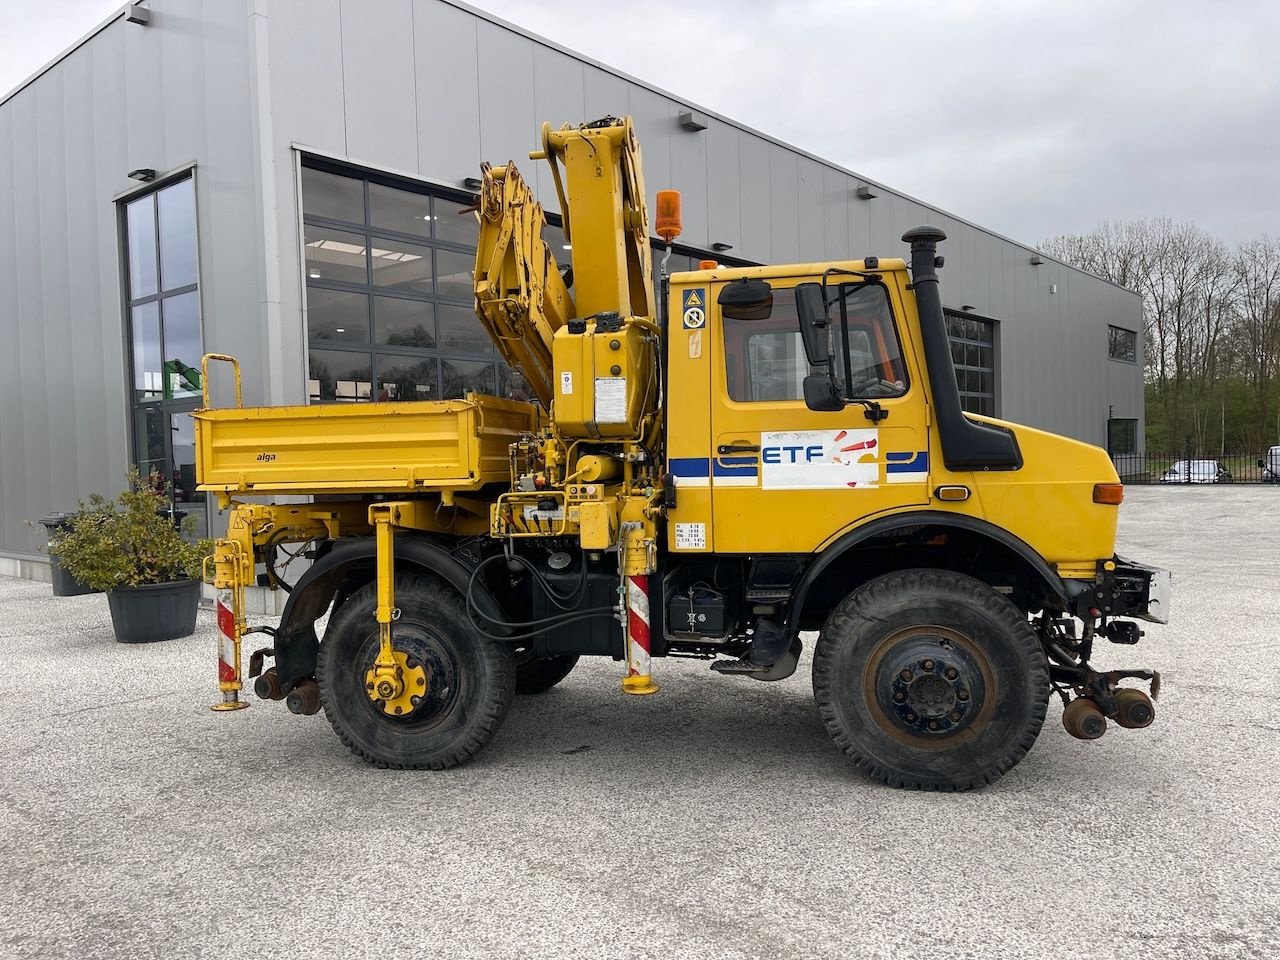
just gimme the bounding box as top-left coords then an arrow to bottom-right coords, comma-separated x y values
0,3 -> 130,109
441,0 -> 1137,298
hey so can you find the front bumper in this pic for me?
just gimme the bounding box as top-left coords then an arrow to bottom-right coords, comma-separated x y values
1063,558 -> 1172,624
1113,558 -> 1171,624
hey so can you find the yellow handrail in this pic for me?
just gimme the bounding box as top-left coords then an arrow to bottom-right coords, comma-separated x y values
201,353 -> 243,409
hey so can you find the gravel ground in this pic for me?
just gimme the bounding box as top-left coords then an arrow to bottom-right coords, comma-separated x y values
2,486 -> 1278,960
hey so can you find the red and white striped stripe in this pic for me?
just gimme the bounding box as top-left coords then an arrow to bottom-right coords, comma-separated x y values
216,588 -> 238,685
625,574 -> 651,678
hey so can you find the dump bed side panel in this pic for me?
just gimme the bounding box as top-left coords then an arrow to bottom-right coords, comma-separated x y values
194,395 -> 535,496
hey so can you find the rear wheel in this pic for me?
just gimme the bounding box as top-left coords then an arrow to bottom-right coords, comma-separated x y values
514,648 -> 579,695
317,573 -> 515,769
813,569 -> 1048,791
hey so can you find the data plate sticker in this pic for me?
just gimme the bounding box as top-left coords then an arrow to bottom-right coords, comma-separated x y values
594,377 -> 628,423
674,522 -> 707,550
560,371 -> 573,394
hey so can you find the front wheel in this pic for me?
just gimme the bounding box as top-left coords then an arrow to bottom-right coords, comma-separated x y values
317,573 -> 515,769
813,569 -> 1049,791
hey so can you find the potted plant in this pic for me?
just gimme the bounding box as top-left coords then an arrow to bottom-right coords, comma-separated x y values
50,469 -> 212,643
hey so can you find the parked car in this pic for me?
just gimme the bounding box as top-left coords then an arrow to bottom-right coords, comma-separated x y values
1258,446 -> 1280,483
1159,459 -> 1232,483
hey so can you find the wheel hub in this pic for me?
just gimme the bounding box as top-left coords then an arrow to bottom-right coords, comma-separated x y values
363,649 -> 429,717
870,628 -> 989,739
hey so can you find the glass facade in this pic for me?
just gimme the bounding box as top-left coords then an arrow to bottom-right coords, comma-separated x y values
301,163 -> 503,402
300,160 -> 741,404
945,311 -> 997,417
121,174 -> 207,536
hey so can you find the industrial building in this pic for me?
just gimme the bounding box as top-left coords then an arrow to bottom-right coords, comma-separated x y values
0,0 -> 1143,581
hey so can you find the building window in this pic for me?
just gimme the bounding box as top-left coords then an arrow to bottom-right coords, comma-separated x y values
1108,418 -> 1137,456
945,311 -> 996,416
1108,325 -> 1137,363
301,162 -> 502,402
121,174 -> 206,536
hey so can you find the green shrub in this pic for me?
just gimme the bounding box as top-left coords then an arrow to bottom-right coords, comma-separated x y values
50,469 -> 212,592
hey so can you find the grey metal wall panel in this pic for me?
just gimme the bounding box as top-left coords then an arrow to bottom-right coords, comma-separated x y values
736,132 -> 770,261
414,0 -> 481,185
340,0 -> 419,174
767,144 -> 799,264
583,64 -> 630,125
0,104 -> 25,551
474,21 -> 536,189
705,119 -> 740,254
795,156 -> 826,263
532,46 -> 585,214
626,87 -> 672,235
0,2 -> 259,558
821,166 -> 850,260
267,0 -> 347,156
668,123 -> 708,251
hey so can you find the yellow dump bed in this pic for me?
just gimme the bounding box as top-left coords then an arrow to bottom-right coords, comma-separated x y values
193,395 -> 535,497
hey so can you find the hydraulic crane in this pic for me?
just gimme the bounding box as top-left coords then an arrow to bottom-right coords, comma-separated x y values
196,116 -> 1169,790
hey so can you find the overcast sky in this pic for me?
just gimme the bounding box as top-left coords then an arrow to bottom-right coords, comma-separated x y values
2,0 -> 1276,247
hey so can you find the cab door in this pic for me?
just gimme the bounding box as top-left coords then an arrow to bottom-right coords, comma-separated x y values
710,277 -> 930,554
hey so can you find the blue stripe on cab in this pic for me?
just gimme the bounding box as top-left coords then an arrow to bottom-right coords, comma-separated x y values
669,457 -> 710,478
886,451 -> 929,473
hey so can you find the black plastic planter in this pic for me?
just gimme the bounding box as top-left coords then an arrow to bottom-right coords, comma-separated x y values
106,579 -> 201,644
39,513 -> 100,597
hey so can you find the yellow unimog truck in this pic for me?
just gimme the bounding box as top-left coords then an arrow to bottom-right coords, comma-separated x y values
196,117 -> 1168,790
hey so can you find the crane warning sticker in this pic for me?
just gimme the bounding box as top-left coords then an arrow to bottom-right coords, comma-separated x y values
761,428 -> 880,489
682,288 -> 706,329
560,371 -> 573,394
674,522 -> 707,550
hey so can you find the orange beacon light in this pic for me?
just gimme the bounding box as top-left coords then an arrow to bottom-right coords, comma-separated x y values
656,190 -> 682,243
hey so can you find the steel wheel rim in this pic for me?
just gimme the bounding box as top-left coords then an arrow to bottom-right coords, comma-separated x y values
861,624 -> 998,748
354,624 -> 462,729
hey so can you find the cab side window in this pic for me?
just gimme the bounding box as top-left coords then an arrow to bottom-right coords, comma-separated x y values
724,299 -> 816,402
829,284 -> 908,398
722,282 -> 907,402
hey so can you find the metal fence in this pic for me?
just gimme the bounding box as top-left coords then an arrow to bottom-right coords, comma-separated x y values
1111,451 -> 1278,484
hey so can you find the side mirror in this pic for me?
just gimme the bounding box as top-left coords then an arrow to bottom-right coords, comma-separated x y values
1259,460 -> 1266,468
803,374 -> 843,412
794,283 -> 830,364
718,279 -> 773,320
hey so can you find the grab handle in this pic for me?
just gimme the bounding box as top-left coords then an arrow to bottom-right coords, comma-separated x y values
201,353 -> 243,408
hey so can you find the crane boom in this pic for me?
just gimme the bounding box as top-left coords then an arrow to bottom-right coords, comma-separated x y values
472,116 -> 656,406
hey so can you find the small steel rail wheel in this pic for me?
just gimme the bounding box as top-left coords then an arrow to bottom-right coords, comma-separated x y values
513,648 -> 580,695
1112,687 -> 1155,729
317,573 -> 515,769
813,569 -> 1049,791
1062,697 -> 1108,740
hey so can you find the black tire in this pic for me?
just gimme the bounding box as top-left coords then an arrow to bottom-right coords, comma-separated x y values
513,648 -> 579,695
317,573 -> 515,769
813,569 -> 1049,791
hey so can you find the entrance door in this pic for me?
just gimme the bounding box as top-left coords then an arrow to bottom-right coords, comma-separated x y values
710,279 -> 930,554
134,401 -> 209,539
